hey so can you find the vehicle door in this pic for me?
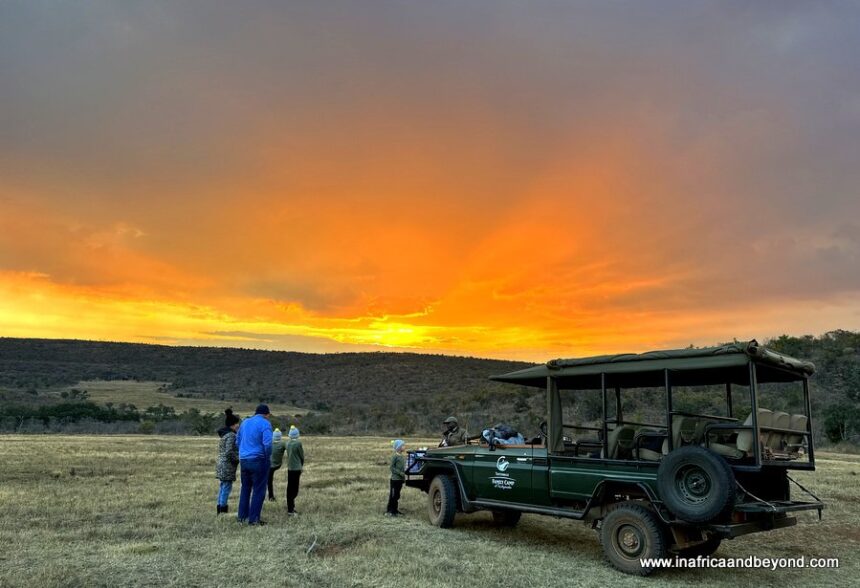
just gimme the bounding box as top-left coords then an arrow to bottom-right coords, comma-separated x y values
472,444 -> 533,502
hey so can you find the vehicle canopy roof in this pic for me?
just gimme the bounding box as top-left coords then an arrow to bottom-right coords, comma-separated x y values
490,340 -> 815,390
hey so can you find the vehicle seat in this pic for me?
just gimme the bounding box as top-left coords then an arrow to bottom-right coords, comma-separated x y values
737,408 -> 772,452
603,425 -> 636,459
786,414 -> 808,450
694,416 -> 738,444
634,428 -> 665,461
659,416 -> 698,455
768,411 -> 791,451
709,408 -> 772,459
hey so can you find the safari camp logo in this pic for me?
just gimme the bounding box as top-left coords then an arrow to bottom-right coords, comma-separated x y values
491,456 -> 515,490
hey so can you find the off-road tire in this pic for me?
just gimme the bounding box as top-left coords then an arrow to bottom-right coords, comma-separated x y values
657,446 -> 736,523
491,510 -> 522,527
673,534 -> 722,558
600,502 -> 667,576
428,475 -> 457,528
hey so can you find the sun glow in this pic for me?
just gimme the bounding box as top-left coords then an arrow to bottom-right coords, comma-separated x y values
2,3 -> 858,359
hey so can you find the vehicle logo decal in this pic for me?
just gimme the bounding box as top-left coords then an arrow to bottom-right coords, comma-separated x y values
490,456 -> 515,490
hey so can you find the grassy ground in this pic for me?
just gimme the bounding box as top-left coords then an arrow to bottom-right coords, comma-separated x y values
63,380 -> 305,417
0,436 -> 857,588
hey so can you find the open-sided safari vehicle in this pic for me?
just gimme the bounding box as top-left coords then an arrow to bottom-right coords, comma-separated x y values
405,341 -> 824,575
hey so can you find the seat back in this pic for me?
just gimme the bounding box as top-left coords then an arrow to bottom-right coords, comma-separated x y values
769,411 -> 791,450
672,416 -> 698,447
786,414 -> 808,448
694,416 -> 738,447
605,425 -> 636,459
634,427 -> 666,461
659,417 -> 698,455
737,408 -> 772,453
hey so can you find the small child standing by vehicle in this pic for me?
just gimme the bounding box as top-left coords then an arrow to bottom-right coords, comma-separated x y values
216,409 -> 241,514
285,425 -> 304,515
268,428 -> 286,501
385,439 -> 406,516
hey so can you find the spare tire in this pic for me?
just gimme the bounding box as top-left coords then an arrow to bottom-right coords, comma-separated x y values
657,446 -> 735,523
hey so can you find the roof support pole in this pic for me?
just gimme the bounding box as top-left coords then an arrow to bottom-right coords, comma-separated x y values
803,376 -> 815,465
726,383 -> 733,419
547,376 -> 563,454
665,369 -> 673,451
749,361 -> 761,466
601,373 -> 608,457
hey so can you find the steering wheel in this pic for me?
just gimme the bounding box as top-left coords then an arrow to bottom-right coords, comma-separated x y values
539,420 -> 548,440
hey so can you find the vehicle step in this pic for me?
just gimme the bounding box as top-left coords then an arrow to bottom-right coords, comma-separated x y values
472,499 -> 585,520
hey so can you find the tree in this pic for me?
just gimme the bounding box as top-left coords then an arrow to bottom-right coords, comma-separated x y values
822,403 -> 860,443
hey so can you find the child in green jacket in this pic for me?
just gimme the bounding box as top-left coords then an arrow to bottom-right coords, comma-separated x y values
385,439 -> 406,516
268,429 -> 286,501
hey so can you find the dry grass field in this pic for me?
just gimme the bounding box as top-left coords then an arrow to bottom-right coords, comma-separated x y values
63,381 -> 306,416
1,435 -> 857,588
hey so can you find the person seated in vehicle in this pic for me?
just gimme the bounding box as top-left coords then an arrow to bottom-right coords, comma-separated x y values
481,424 -> 525,446
440,416 -> 468,447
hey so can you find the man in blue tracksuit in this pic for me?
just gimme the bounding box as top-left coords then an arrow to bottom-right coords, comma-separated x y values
236,404 -> 273,525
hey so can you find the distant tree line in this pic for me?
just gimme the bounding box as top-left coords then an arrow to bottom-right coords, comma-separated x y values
0,399 -> 334,437
765,331 -> 860,445
0,332 -> 858,443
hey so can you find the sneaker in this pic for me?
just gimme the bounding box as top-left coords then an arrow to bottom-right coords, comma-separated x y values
237,518 -> 247,524
395,510 -> 405,516
287,511 -> 299,517
384,512 -> 394,517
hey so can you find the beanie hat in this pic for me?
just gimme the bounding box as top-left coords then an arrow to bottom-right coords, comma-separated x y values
392,439 -> 405,451
255,403 -> 270,415
288,425 -> 300,439
224,408 -> 240,427
273,428 -> 282,441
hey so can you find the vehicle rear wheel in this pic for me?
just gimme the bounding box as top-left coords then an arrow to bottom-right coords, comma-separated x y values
491,510 -> 522,527
427,475 -> 457,528
657,446 -> 736,523
673,534 -> 722,558
600,503 -> 667,576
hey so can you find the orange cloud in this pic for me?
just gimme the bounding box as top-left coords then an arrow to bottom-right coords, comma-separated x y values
2,3 -> 859,359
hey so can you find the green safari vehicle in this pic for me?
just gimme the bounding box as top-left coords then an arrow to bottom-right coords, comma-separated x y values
405,341 -> 824,575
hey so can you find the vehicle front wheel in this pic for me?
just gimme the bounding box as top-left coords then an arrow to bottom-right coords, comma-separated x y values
600,503 -> 667,576
491,510 -> 522,527
427,475 -> 457,528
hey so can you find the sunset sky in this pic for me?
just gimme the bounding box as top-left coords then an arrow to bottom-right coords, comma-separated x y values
1,2 -> 859,360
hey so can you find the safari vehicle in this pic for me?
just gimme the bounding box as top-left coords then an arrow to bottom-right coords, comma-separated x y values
405,341 -> 824,575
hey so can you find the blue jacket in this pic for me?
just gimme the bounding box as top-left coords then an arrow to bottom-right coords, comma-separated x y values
236,414 -> 273,461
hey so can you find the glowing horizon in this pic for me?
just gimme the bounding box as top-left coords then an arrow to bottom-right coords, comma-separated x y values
2,2 -> 859,362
